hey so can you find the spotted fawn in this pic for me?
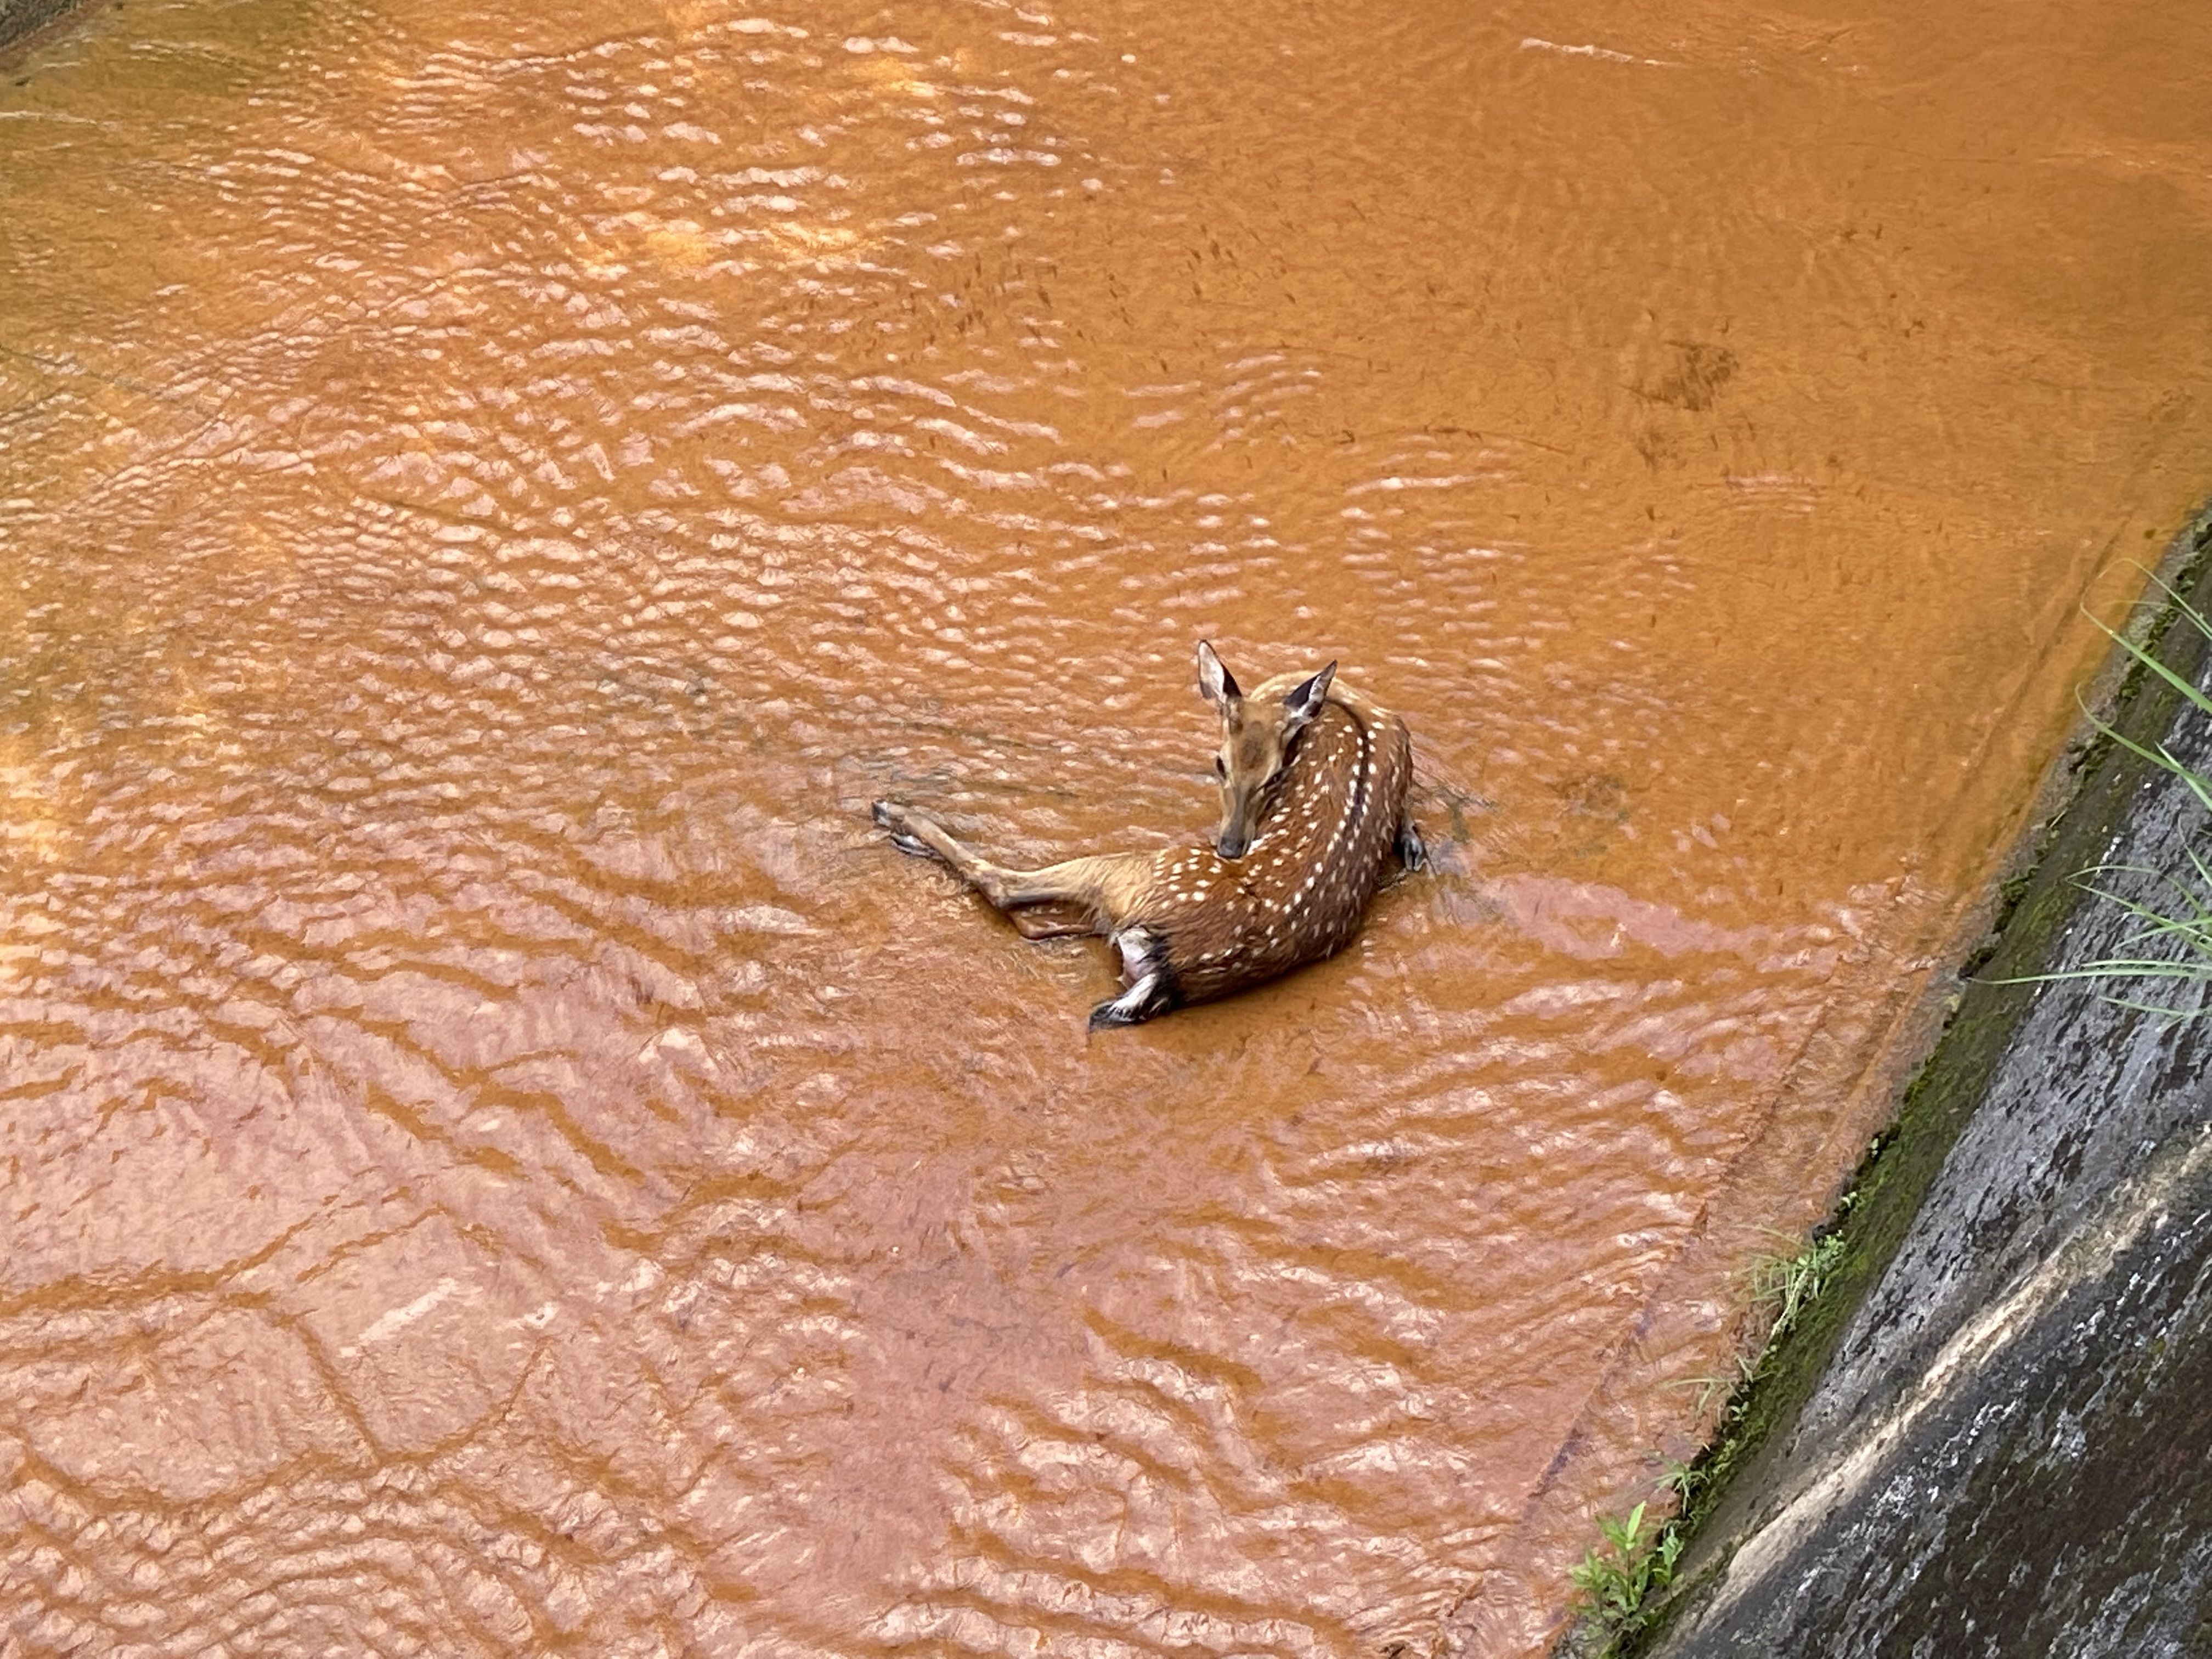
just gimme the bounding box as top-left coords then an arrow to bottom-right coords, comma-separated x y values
872,641 -> 1423,1028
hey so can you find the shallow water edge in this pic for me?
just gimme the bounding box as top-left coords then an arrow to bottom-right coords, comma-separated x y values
1623,499 -> 2212,1658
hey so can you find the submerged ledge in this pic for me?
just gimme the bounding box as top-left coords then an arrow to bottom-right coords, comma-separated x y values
1606,501 -> 2212,1657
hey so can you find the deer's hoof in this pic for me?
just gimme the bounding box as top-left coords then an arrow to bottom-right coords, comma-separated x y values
872,799 -> 933,858
1396,820 -> 1429,872
1088,970 -> 1171,1029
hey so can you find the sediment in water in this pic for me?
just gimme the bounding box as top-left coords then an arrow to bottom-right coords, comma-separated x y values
1615,503 -> 2212,1658
7,3 -> 2212,1651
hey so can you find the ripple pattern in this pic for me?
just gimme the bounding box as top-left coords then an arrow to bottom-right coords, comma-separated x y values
4,0 -> 2212,1655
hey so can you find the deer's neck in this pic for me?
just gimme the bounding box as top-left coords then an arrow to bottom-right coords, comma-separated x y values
1242,699 -> 1378,891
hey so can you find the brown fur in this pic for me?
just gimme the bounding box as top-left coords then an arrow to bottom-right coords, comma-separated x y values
872,646 -> 1419,1028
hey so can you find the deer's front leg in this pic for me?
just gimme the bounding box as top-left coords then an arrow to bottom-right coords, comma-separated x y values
872,800 -> 1012,901
872,800 -> 1152,926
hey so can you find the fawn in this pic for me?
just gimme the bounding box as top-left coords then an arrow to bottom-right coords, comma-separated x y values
872,641 -> 1423,1028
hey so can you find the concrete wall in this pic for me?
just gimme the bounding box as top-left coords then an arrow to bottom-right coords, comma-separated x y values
1643,507 -> 2212,1657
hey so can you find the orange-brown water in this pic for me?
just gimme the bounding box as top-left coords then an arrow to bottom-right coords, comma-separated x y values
3,1 -> 2209,1653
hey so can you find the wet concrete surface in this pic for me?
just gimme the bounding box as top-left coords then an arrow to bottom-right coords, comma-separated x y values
1647,514 -> 2212,1657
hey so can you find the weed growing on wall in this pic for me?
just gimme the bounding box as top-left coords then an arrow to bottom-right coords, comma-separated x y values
1564,1223 -> 1852,1656
2004,575 -> 2212,1018
1569,1503 -> 1682,1637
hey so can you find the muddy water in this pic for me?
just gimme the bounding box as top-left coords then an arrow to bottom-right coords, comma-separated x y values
2,0 -> 2209,1652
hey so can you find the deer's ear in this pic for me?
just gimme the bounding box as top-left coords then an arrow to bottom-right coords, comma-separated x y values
1283,661 -> 1336,731
1197,640 -> 1240,704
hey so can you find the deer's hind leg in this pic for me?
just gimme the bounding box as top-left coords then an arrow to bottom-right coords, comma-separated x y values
872,800 -> 1155,936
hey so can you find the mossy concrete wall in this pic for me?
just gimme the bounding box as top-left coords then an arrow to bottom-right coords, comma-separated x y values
1638,507 -> 2212,1657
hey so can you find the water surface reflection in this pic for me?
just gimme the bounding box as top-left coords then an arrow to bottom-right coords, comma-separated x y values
2,0 -> 2210,1653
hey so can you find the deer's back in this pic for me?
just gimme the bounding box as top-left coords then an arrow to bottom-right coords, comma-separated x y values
1125,695 -> 1410,1007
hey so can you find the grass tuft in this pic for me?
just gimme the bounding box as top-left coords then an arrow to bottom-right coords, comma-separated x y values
1746,1228 -> 1847,1347
1995,573 -> 2212,1019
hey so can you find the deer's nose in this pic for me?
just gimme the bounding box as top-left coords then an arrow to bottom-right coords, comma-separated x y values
1216,830 -> 1249,860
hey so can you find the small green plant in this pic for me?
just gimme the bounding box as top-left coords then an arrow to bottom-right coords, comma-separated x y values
1999,572 -> 2212,1019
1656,1455 -> 1705,1508
1747,1229 -> 1847,1347
1568,1225 -> 1852,1653
1568,1502 -> 1683,1641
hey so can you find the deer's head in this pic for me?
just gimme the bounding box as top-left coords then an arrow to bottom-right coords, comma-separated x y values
1197,641 -> 1335,860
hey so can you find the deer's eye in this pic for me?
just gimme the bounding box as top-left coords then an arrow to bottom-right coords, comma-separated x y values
1214,756 -> 1227,778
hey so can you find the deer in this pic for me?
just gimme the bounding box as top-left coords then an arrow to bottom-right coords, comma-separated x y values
871,641 -> 1424,1029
